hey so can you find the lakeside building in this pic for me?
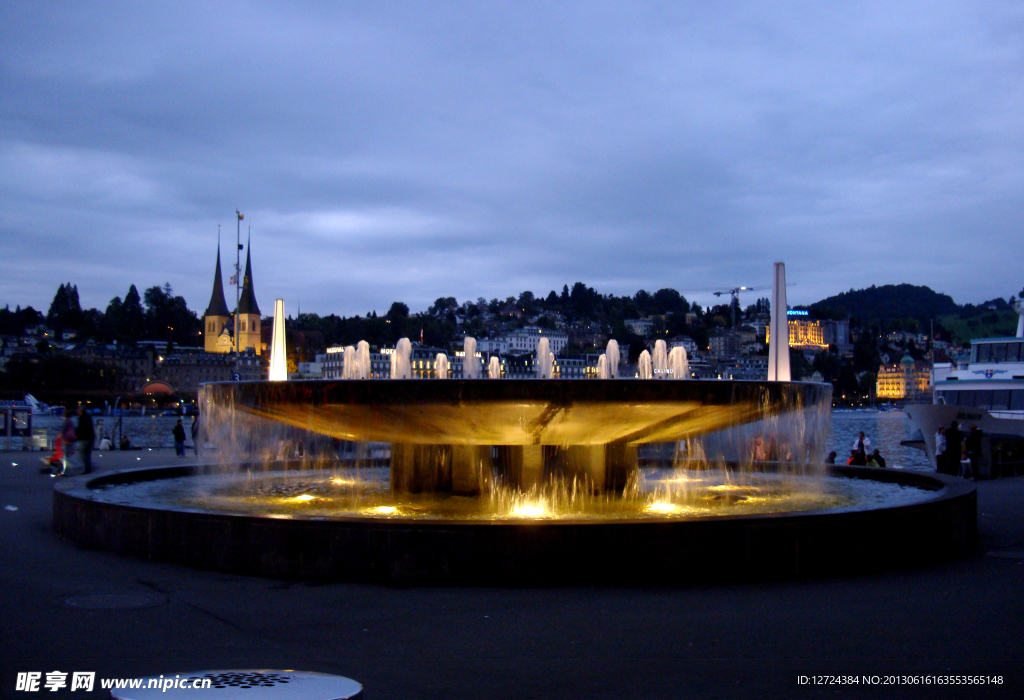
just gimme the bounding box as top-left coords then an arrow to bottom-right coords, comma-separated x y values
504,327 -> 569,355
721,355 -> 769,381
668,335 -> 699,359
159,348 -> 263,393
766,313 -> 851,356
624,318 -> 655,337
876,355 -> 931,401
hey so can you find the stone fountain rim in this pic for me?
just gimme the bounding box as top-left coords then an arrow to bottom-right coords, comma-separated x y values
52,463 -> 972,527
52,464 -> 976,584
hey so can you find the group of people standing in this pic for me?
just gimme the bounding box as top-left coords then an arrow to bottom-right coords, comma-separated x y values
43,409 -> 202,475
824,432 -> 886,467
935,420 -> 981,480
42,407 -> 96,476
172,415 -> 201,458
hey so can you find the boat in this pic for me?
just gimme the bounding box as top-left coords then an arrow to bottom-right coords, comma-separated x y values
905,293 -> 1024,472
22,394 -> 54,416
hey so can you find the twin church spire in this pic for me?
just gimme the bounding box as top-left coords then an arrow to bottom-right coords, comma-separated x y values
204,233 -> 262,355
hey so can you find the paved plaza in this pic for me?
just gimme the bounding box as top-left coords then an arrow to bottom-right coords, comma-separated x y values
2,449 -> 1022,699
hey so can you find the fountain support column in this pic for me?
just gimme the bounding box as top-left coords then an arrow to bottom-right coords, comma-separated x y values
493,445 -> 546,490
565,445 -> 606,491
604,440 -> 637,492
451,445 -> 492,495
390,443 -> 452,493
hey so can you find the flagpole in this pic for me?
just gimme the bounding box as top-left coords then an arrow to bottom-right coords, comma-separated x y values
235,209 -> 241,356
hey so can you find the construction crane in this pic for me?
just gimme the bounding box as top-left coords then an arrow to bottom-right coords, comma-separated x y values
712,285 -> 771,328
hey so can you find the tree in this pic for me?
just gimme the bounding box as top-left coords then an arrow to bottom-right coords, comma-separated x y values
652,288 -> 687,315
0,305 -> 44,335
428,297 -> 457,316
122,285 -> 145,340
517,291 -> 535,315
387,302 -> 410,321
46,283 -> 84,333
633,290 -> 653,316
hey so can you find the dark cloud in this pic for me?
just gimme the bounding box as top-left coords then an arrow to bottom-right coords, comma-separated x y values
1,1 -> 1022,317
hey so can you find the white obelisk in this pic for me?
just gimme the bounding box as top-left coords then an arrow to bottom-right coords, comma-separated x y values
269,298 -> 287,381
767,262 -> 791,381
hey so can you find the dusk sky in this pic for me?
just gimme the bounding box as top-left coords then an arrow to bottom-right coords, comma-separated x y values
2,1 -> 1022,318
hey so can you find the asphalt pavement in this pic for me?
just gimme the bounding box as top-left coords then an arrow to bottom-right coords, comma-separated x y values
1,448 -> 1022,699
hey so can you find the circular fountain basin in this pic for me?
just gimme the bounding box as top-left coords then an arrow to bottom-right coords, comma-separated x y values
201,379 -> 829,445
53,464 -> 976,585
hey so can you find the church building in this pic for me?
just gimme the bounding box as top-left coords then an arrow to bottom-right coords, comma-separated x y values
203,238 -> 263,355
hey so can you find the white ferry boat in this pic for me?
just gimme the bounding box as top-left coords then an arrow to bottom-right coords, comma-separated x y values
905,294 -> 1024,469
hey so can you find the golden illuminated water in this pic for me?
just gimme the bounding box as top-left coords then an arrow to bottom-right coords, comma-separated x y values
92,466 -> 933,521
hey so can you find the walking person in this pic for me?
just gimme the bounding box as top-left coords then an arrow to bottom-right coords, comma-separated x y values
190,413 -> 200,457
76,406 -> 96,475
965,424 -> 982,479
173,419 -> 186,457
934,427 -> 947,473
945,420 -> 963,476
58,408 -> 77,475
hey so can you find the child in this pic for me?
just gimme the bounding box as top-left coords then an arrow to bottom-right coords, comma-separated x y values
959,445 -> 973,480
39,436 -> 65,476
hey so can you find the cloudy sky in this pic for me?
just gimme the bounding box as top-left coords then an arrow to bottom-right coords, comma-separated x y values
1,1 -> 1022,318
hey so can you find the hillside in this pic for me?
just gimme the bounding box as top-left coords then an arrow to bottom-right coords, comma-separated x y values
808,284 -> 959,327
938,310 -> 1018,345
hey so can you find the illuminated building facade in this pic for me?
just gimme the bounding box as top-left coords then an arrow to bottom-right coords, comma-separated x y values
876,355 -> 931,400
766,315 -> 829,351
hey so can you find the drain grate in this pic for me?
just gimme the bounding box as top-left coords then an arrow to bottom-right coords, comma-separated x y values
201,672 -> 291,689
109,669 -> 362,699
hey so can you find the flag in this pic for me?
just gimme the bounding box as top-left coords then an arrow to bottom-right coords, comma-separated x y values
229,275 -> 237,286
420,326 -> 424,343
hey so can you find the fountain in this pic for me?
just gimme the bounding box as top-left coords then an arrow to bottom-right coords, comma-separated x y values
488,356 -> 501,379
462,337 -> 480,379
51,266 -> 976,585
652,339 -> 668,378
605,339 -> 620,378
536,337 -> 553,379
668,346 -> 688,380
637,350 -> 653,379
390,338 -> 412,379
435,353 -> 449,379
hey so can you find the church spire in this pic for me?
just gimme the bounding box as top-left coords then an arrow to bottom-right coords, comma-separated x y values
204,242 -> 230,317
237,233 -> 260,316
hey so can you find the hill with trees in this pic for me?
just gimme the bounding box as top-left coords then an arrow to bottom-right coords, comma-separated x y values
807,284 -> 959,330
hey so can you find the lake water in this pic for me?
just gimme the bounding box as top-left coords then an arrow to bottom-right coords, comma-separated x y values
32,414 -> 191,450
827,410 -> 931,472
30,409 -> 932,470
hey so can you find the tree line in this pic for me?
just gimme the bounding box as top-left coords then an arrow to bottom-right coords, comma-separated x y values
0,282 -> 202,347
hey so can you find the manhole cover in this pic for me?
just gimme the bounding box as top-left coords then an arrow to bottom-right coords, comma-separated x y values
57,593 -> 168,610
110,670 -> 361,699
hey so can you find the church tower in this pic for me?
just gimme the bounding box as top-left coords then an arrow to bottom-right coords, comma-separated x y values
203,243 -> 232,353
235,239 -> 262,355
